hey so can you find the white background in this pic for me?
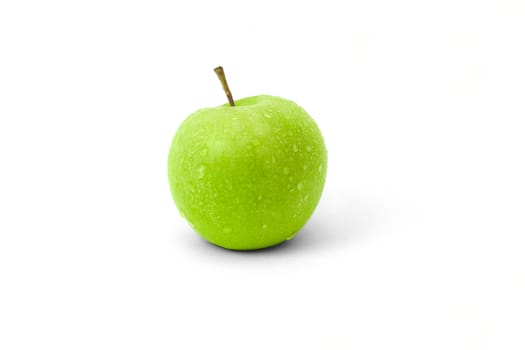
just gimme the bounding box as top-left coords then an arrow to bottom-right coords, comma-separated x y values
1,0 -> 524,349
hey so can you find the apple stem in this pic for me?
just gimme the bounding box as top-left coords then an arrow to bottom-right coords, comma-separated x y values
214,66 -> 235,107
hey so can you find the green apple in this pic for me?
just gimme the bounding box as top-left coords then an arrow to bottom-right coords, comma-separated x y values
168,67 -> 327,250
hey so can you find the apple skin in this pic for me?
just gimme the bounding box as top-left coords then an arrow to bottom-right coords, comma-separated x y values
168,95 -> 327,250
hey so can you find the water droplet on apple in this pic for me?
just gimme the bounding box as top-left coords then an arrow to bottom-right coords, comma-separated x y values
262,224 -> 268,229
283,167 -> 290,175
197,166 -> 205,179
263,113 -> 272,118
303,165 -> 308,171
257,195 -> 262,201
306,145 -> 312,152
318,164 -> 323,173
297,182 -> 304,190
286,232 -> 297,241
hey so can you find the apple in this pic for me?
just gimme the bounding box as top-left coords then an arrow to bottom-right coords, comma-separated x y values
168,67 -> 327,250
